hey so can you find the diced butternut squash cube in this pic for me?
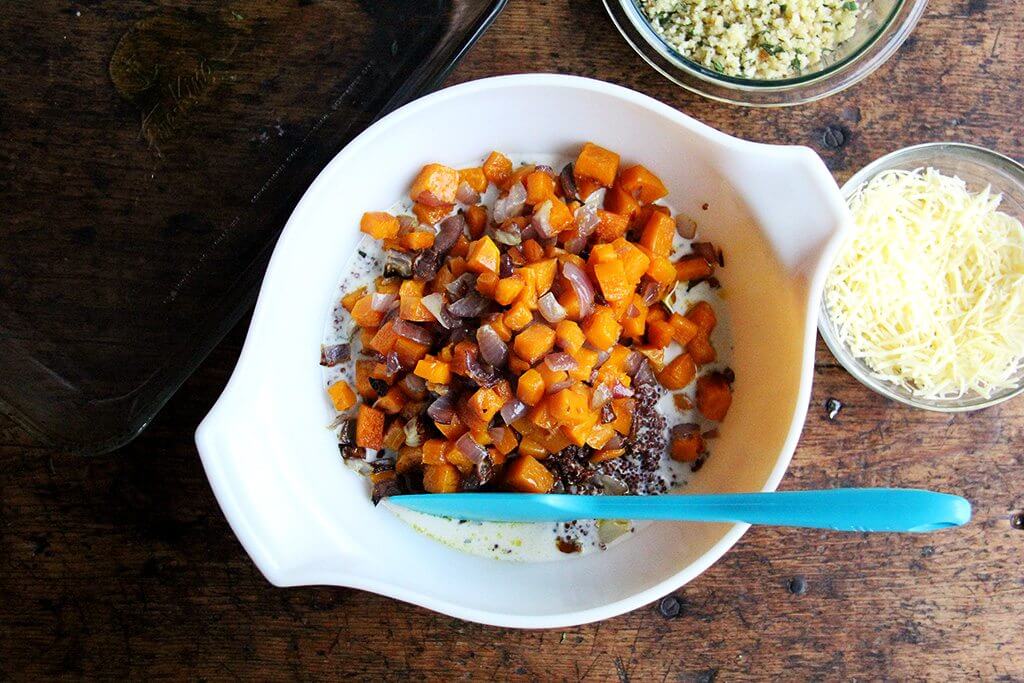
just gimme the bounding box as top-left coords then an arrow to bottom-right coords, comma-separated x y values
604,185 -> 640,223
351,295 -> 386,328
525,170 -> 556,205
686,300 -> 718,334
582,306 -> 622,350
676,254 -> 714,282
494,274 -> 526,306
586,423 -> 617,450
646,319 -> 674,348
396,446 -> 423,474
669,313 -> 700,345
466,235 -> 501,275
646,255 -> 677,286
595,210 -> 629,242
355,360 -> 376,399
611,398 -> 634,435
696,373 -> 732,421
657,353 -> 696,390
687,333 -> 717,366
414,357 -> 451,384
612,238 -> 651,284
574,142 -> 620,187
459,167 -> 488,193
504,302 -> 534,331
618,165 -> 669,204
412,202 -> 453,226
555,320 -> 586,353
568,346 -> 599,382
400,295 -> 435,322
640,211 -> 676,257
513,323 -> 556,364
671,426 -> 704,462
400,230 -> 435,251
423,463 -> 460,493
468,387 -> 504,423
548,387 -> 590,425
505,455 -> 555,493
410,163 -> 459,207
517,369 -> 546,406
622,295 -> 648,339
355,405 -> 385,449
483,151 -> 513,188
374,386 -> 407,415
520,259 -> 558,296
593,259 -> 632,302
360,212 -> 400,240
465,204 -> 488,238
422,439 -> 448,465
327,380 -> 356,411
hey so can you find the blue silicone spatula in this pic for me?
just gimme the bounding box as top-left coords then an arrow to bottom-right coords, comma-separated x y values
389,488 -> 971,532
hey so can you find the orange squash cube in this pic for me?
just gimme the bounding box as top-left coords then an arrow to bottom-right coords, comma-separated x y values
423,463 -> 460,493
593,259 -> 632,302
696,373 -> 732,421
513,323 -> 556,364
582,306 -> 622,350
555,320 -> 586,353
360,212 -> 400,240
505,455 -> 555,493
410,163 -> 459,207
327,380 -> 356,411
355,405 -> 385,449
466,235 -> 500,275
657,353 -> 696,390
640,211 -> 676,257
686,300 -> 718,334
412,202 -> 454,226
618,164 -> 669,204
483,151 -> 513,188
574,142 -> 620,187
459,167 -> 488,193
525,170 -> 556,205
516,369 -> 546,406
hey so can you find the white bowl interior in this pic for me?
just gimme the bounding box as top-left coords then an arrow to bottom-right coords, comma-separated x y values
197,76 -> 839,627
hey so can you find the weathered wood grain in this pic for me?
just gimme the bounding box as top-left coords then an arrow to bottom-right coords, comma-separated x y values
2,0 -> 1023,679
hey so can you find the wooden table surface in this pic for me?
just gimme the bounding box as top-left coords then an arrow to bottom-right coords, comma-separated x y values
3,0 -> 1023,679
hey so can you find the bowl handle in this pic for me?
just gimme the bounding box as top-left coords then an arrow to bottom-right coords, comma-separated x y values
715,143 -> 852,290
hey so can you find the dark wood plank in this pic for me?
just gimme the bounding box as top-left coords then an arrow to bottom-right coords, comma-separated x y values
2,0 -> 1023,679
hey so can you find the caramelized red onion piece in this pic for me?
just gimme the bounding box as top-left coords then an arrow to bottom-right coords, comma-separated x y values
447,292 -> 488,318
611,382 -> 634,398
392,319 -> 432,345
400,372 -> 427,399
561,261 -> 595,318
624,351 -> 643,377
546,379 -> 574,394
691,241 -> 717,264
676,215 -> 697,239
488,426 -> 507,445
605,434 -> 624,450
535,164 -> 554,175
455,432 -> 488,464
370,292 -> 398,312
427,394 -> 455,424
500,398 -> 527,425
455,180 -> 480,205
590,382 -> 613,410
319,343 -> 351,367
544,352 -> 578,372
384,251 -> 414,278
537,292 -> 567,323
384,351 -> 402,376
493,183 -> 527,223
563,236 -> 587,254
421,292 -> 454,328
445,272 -> 477,299
397,214 -> 419,230
574,203 -> 600,237
639,279 -> 661,305
465,353 -> 500,388
532,199 -> 558,238
476,325 -> 508,367
559,163 -> 579,201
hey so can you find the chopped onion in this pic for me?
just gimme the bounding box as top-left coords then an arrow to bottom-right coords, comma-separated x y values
521,223 -> 538,241
584,187 -> 606,208
319,343 -> 350,367
532,199 -> 558,238
544,352 -> 578,372
404,416 -> 428,447
537,292 -> 567,323
593,474 -> 627,495
611,382 -> 634,398
500,398 -> 527,425
639,279 -> 661,305
400,372 -> 426,399
421,292 -> 453,328
534,164 -> 554,175
561,261 -> 595,318
447,292 -> 488,318
493,183 -> 527,222
383,251 -> 413,278
427,394 -> 455,424
445,272 -> 477,299
546,379 -> 574,394
605,434 -> 624,450
455,180 -> 480,205
676,215 -> 697,239
465,353 -> 500,387
397,214 -> 419,230
574,203 -> 600,237
476,325 -> 508,367
559,163 -> 579,201
624,351 -> 643,377
392,319 -> 432,345
370,292 -> 397,312
435,214 -> 466,252
494,223 -> 522,246
455,432 -> 488,464
691,241 -> 717,264
596,349 -> 611,366
563,236 -> 587,254
590,382 -> 612,409
385,351 -> 402,376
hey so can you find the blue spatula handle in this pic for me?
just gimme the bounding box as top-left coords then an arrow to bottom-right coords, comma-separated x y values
390,489 -> 971,532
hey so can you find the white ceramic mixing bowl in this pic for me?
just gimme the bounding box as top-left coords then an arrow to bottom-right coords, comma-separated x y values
195,74 -> 850,628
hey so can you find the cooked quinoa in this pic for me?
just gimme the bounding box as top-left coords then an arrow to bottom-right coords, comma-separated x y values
641,0 -> 862,80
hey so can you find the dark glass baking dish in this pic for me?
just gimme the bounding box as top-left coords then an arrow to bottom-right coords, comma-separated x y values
0,0 -> 506,454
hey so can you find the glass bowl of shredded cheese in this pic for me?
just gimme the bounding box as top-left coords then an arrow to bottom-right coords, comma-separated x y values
821,143 -> 1024,411
604,0 -> 927,106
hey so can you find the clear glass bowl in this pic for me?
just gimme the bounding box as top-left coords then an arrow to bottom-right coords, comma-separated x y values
819,142 -> 1024,412
604,0 -> 927,107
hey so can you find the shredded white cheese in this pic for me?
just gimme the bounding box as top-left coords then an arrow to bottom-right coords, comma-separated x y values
825,167 -> 1024,400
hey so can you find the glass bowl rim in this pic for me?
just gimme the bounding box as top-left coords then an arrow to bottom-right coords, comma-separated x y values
818,141 -> 1024,412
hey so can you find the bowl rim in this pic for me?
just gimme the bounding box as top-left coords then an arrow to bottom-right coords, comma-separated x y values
818,141 -> 1024,413
604,0 -> 928,106
195,73 -> 840,628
